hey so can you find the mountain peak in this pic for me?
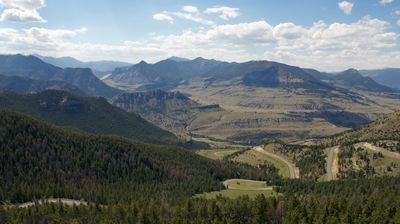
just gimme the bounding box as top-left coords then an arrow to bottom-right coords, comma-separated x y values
167,56 -> 190,62
138,60 -> 148,65
342,68 -> 360,74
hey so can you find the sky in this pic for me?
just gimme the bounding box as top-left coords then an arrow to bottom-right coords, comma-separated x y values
0,0 -> 399,71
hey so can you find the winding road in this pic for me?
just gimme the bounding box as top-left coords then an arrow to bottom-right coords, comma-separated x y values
254,146 -> 300,179
360,142 -> 400,160
326,146 -> 339,181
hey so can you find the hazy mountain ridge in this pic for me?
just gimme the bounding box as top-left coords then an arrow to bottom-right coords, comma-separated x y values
332,69 -> 396,93
360,68 -> 400,90
108,57 -> 223,90
35,54 -> 132,73
0,54 -> 122,98
107,57 -> 396,94
0,75 -> 86,95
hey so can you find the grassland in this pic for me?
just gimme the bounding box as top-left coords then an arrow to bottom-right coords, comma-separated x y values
195,179 -> 278,199
359,143 -> 400,176
196,149 -> 241,160
231,149 -> 290,178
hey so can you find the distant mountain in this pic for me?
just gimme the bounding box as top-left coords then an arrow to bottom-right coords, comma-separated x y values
35,54 -> 132,73
0,75 -> 85,95
332,69 -> 395,93
0,54 -> 122,98
0,54 -> 59,80
0,90 -> 179,145
108,58 -> 336,92
107,57 -> 223,90
168,56 -> 190,62
108,57 -> 398,95
360,68 -> 400,90
52,68 -> 122,98
239,63 -> 334,90
112,89 -> 223,137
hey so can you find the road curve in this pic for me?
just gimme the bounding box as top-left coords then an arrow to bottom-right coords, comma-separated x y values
361,142 -> 400,160
254,146 -> 300,179
326,146 -> 339,181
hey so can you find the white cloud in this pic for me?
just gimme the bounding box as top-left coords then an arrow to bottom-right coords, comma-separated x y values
0,0 -> 46,22
338,1 -> 354,15
25,27 -> 87,42
0,8 -> 44,22
0,0 -> 45,10
397,19 -> 400,27
273,23 -> 307,39
153,12 -> 173,24
395,10 -> 400,15
153,5 -> 213,25
0,17 -> 398,71
172,11 -> 214,25
204,6 -> 239,20
182,5 -> 198,14
380,0 -> 394,5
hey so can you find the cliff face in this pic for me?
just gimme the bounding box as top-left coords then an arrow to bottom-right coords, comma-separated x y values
112,89 -> 223,138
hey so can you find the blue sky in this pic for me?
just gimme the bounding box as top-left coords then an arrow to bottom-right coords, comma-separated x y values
0,0 -> 399,71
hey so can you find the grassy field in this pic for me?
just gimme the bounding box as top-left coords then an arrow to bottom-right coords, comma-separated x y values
362,148 -> 400,176
196,149 -> 241,160
231,149 -> 290,178
195,179 -> 278,199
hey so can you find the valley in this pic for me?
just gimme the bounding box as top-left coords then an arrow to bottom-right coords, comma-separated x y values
1,54 -> 400,223
2,0 -> 400,222
104,57 -> 400,144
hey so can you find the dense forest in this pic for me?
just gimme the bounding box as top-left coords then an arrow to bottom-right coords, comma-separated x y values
0,110 -> 272,205
2,109 -> 400,223
1,176 -> 400,223
0,90 -> 187,146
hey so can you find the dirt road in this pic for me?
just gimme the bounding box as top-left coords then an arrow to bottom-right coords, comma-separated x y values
360,142 -> 400,160
326,146 -> 339,181
254,146 -> 300,179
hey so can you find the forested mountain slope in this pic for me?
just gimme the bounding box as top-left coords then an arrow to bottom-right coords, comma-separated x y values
0,75 -> 85,95
0,110 -> 269,204
0,90 -> 178,145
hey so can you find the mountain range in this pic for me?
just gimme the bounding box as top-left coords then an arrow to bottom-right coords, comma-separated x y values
322,69 -> 395,93
106,57 -> 397,94
1,53 -> 400,142
360,68 -> 400,90
0,54 -> 122,98
34,54 -> 132,76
